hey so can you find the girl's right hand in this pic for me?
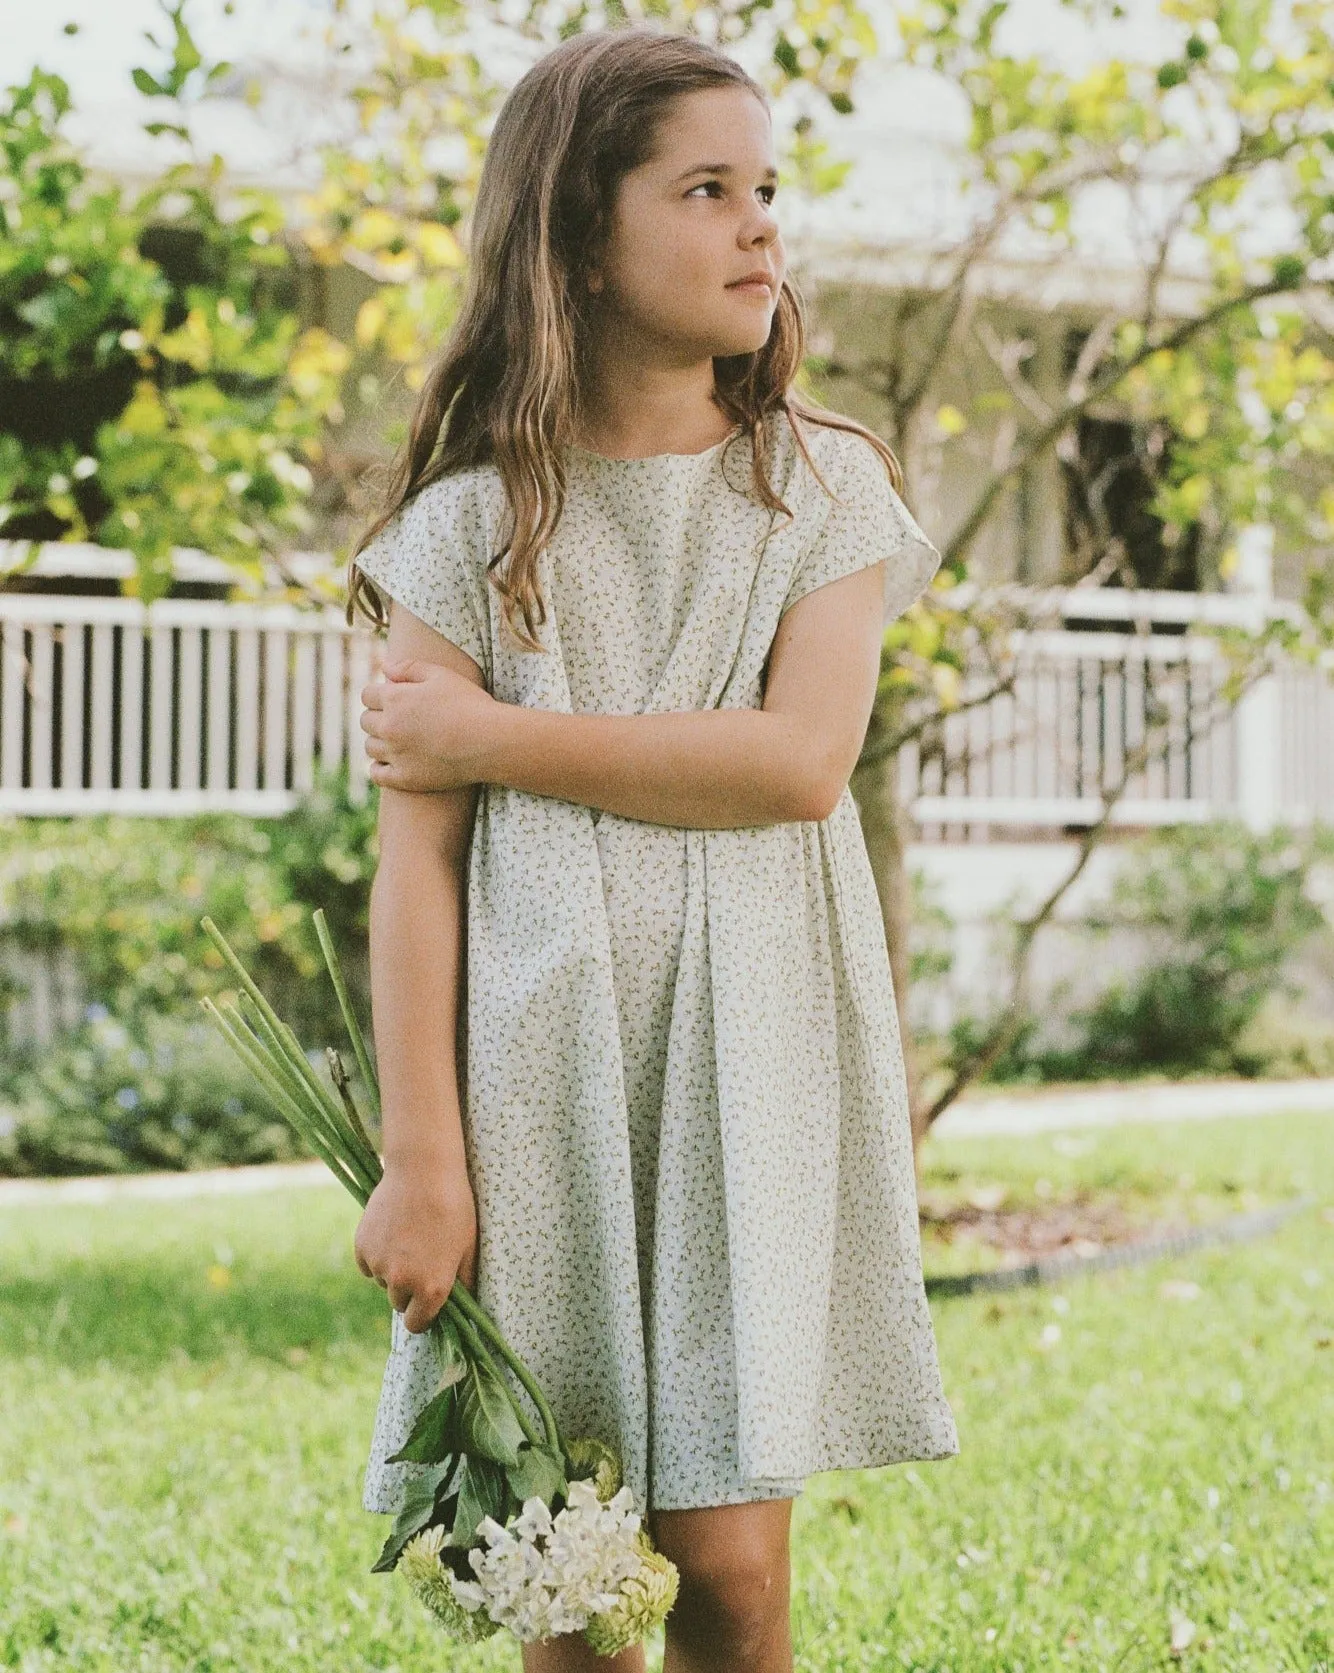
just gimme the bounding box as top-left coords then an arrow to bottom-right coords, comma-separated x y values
353,1166 -> 479,1335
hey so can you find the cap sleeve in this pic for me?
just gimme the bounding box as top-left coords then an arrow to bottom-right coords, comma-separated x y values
353,472 -> 492,684
783,429 -> 942,623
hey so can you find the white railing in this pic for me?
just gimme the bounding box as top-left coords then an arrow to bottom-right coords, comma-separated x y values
0,593 -> 375,816
0,579 -> 1329,830
901,588 -> 1334,836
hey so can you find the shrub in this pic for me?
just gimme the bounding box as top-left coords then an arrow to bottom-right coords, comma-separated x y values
0,760 -> 377,1050
0,763 -> 380,1174
943,822 -> 1334,1084
0,1006 -> 304,1176
1065,822 -> 1334,1076
0,57 -> 345,598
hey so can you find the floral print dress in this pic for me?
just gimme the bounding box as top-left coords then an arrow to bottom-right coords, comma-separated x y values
353,409 -> 960,1517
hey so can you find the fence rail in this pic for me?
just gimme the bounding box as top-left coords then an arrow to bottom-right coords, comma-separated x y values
0,593 -> 374,816
899,609 -> 1334,837
0,582 -> 1330,831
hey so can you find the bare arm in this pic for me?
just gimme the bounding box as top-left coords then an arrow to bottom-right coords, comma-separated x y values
369,783 -> 474,1176
353,604 -> 483,1334
480,560 -> 887,827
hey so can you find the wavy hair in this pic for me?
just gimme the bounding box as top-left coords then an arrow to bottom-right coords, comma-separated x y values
345,24 -> 907,654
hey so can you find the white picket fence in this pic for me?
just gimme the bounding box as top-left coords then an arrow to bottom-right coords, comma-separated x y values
0,592 -> 376,817
903,588 -> 1334,836
0,580 -> 1330,830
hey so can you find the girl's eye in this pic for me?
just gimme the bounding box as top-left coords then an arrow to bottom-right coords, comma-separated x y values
687,181 -> 778,205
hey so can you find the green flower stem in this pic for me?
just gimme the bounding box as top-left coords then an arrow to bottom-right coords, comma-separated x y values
273,1006 -> 375,1168
234,991 -> 342,1138
235,985 -> 379,1192
447,1302 -> 542,1450
313,907 -> 381,1128
201,910 -> 564,1461
448,1282 -> 561,1453
234,990 -> 379,1198
327,1048 -> 378,1165
202,917 -> 376,1181
201,999 -> 368,1202
236,1003 -> 376,1204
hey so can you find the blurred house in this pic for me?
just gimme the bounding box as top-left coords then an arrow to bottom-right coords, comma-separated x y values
2,1 -> 1331,1040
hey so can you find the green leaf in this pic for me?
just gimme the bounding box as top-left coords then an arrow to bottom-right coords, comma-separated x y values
131,68 -> 167,97
456,1356 -> 527,1467
505,1442 -> 567,1506
386,1386 -> 458,1465
370,1460 -> 454,1573
449,1455 -> 506,1549
430,1310 -> 467,1390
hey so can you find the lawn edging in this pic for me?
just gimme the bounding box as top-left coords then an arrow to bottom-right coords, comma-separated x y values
924,1193 -> 1319,1296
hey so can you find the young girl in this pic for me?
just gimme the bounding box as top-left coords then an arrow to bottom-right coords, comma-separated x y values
347,26 -> 958,1673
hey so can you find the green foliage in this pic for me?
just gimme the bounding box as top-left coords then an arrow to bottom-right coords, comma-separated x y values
0,1007 -> 301,1177
950,821 -> 1334,1084
0,22 -> 347,600
0,765 -> 381,1174
0,762 -> 376,1042
1063,821 -> 1334,1076
945,1008 -> 1047,1087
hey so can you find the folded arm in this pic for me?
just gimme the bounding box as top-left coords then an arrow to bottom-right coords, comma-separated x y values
365,561 -> 887,829
484,561 -> 886,827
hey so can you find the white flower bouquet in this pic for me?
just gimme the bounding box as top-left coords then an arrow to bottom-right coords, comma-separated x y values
198,909 -> 679,1655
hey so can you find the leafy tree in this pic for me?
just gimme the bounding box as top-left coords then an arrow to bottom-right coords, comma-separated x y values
0,9 -> 348,603
833,0 -> 1334,1144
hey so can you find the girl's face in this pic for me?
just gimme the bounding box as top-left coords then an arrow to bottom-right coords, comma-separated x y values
588,85 -> 785,361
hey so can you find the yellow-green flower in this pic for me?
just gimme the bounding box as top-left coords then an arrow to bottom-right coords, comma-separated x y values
564,1436 -> 623,1502
582,1529 -> 680,1658
398,1525 -> 501,1644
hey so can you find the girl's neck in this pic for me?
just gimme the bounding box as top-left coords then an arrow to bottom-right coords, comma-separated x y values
571,394 -> 736,461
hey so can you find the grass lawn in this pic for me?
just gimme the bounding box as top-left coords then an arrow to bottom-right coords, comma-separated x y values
0,1111 -> 1329,1672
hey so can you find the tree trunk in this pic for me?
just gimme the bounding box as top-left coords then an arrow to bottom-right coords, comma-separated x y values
850,694 -> 929,1175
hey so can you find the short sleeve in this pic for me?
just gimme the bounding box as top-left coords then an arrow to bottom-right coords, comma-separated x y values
353,473 -> 492,684
782,430 -> 942,623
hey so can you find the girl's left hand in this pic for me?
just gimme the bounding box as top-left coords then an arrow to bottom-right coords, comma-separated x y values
360,658 -> 496,793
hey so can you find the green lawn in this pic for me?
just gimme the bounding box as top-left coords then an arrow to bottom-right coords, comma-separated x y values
1,1112 -> 1329,1672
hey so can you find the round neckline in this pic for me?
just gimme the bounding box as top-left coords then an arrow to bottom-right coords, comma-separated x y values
568,423 -> 744,464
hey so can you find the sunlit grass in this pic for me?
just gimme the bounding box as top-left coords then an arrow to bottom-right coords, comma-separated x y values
1,1113 -> 1329,1670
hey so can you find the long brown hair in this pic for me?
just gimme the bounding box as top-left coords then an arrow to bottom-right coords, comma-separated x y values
345,24 -> 907,654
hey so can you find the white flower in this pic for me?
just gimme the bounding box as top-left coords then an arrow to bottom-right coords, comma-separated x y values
430,1471 -> 666,1647
476,1514 -> 513,1547
514,1495 -> 554,1541
563,1478 -> 601,1513
449,1575 -> 487,1611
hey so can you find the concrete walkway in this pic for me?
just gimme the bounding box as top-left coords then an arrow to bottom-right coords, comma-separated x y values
929,1076 -> 1334,1138
2,1078 -> 1332,1206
